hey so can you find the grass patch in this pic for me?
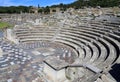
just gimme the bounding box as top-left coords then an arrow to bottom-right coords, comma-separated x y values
0,22 -> 13,29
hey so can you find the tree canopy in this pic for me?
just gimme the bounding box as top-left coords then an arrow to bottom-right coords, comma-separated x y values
0,0 -> 119,13
0,6 -> 30,13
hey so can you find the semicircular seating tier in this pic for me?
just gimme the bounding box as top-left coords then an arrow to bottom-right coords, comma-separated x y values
13,20 -> 120,81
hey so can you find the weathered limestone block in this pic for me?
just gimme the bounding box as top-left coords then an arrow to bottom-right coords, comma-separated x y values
43,63 -> 67,82
5,29 -> 19,44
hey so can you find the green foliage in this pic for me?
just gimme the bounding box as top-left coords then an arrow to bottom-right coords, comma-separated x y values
0,22 -> 12,29
0,0 -> 119,14
0,6 -> 29,13
38,8 -> 43,13
73,0 -> 120,8
43,6 -> 50,14
50,0 -> 120,9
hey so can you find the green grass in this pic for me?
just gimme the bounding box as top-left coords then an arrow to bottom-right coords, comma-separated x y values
0,22 -> 12,29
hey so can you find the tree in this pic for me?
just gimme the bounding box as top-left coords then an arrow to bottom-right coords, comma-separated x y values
43,6 -> 50,14
38,8 -> 43,13
38,4 -> 40,8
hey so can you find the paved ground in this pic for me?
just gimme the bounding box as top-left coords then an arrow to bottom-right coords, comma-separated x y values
0,40 -> 77,82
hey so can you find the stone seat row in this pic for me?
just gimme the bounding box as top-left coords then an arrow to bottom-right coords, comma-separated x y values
14,21 -> 120,71
55,25 -> 119,70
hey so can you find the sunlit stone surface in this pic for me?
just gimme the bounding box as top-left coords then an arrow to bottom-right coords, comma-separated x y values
0,7 -> 120,82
